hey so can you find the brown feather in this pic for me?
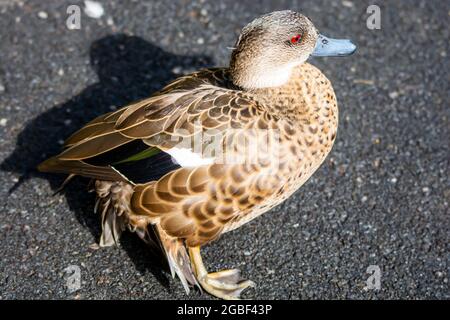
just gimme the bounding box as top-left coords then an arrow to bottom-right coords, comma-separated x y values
38,157 -> 128,182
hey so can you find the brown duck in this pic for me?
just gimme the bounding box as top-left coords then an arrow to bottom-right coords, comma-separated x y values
39,10 -> 356,299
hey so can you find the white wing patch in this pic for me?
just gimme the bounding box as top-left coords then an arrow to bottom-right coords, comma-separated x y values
166,147 -> 215,167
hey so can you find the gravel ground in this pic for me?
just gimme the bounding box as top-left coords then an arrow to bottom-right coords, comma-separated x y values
0,0 -> 448,300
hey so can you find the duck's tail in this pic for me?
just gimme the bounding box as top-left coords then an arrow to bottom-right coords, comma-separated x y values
93,180 -> 133,247
152,226 -> 200,294
93,180 -> 198,294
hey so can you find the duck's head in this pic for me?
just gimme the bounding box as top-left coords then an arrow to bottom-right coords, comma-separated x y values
229,10 -> 356,89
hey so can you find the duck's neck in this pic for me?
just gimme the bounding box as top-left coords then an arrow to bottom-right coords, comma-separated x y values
230,64 -> 294,90
229,55 -> 301,90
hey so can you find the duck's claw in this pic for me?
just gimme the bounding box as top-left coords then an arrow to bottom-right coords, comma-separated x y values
188,246 -> 256,300
201,269 -> 255,299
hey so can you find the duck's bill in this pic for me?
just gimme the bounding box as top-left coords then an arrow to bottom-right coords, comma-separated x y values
312,34 -> 357,57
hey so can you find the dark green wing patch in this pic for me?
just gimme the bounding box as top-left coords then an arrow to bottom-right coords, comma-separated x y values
84,140 -> 180,184
113,147 -> 161,165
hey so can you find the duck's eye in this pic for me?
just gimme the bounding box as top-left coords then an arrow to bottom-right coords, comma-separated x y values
290,34 -> 302,44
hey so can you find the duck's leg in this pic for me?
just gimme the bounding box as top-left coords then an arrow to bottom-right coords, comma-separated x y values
188,246 -> 255,300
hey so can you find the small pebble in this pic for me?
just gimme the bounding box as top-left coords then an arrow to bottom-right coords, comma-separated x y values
0,118 -> 7,126
197,37 -> 205,45
38,11 -> 48,19
84,0 -> 105,19
373,158 -> 381,168
389,91 -> 399,99
353,79 -> 374,85
342,1 -> 354,8
172,66 -> 182,74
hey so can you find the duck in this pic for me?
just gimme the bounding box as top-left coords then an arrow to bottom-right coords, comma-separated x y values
38,10 -> 356,299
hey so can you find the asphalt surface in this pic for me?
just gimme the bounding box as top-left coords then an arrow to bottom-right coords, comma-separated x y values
0,0 -> 448,300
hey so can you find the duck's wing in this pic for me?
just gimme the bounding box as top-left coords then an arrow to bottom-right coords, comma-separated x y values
38,68 -> 273,184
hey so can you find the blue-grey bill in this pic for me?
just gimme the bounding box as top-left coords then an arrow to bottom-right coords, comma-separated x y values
312,34 -> 357,57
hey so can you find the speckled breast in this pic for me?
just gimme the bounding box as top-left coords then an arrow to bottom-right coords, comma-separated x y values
223,63 -> 338,233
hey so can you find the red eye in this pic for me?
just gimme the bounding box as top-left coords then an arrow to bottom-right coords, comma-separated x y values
291,34 -> 302,44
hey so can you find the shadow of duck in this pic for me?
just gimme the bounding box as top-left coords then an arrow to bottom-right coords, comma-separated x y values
1,34 -> 213,290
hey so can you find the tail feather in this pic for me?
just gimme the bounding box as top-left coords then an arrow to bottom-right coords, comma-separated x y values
154,226 -> 199,294
95,180 -> 133,247
93,180 -> 198,293
38,157 -> 127,182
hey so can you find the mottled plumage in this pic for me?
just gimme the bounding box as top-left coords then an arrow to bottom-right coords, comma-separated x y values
38,10 -> 355,299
